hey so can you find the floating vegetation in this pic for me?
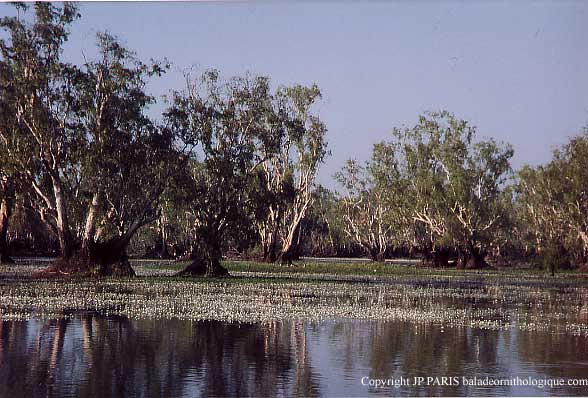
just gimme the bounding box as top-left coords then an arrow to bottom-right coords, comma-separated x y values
0,263 -> 587,336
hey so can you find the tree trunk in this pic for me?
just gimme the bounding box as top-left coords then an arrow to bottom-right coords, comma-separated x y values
177,256 -> 229,277
261,230 -> 278,263
277,205 -> 308,265
177,251 -> 229,277
277,247 -> 294,266
368,246 -> 385,262
52,176 -> 74,259
456,249 -> 466,269
422,248 -> 449,268
0,195 -> 14,264
464,245 -> 489,269
81,192 -> 100,253
86,238 -> 137,276
44,237 -> 136,277
177,239 -> 229,277
277,243 -> 299,265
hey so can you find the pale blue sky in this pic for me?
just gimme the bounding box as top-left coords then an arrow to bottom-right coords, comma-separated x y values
2,1 -> 587,187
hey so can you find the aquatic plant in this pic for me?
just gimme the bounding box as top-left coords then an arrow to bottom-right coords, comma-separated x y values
0,262 -> 586,336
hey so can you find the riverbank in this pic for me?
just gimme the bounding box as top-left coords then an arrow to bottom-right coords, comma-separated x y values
0,259 -> 587,336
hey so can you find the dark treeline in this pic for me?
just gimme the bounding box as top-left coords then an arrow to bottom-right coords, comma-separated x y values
1,3 -> 587,276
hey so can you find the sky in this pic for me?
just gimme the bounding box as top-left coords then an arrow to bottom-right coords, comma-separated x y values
2,1 -> 587,188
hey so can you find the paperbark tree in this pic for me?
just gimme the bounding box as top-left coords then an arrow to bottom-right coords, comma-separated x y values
1,4 -> 174,275
255,85 -> 328,264
0,2 -> 81,259
517,129 -> 588,272
67,32 -> 173,276
396,111 -> 513,268
167,70 -> 276,276
335,142 -> 410,262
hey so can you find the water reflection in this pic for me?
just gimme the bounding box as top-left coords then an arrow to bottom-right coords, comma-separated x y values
0,315 -> 586,397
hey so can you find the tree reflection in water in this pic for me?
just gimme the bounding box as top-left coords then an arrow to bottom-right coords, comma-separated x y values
0,316 -> 587,397
0,315 -> 321,397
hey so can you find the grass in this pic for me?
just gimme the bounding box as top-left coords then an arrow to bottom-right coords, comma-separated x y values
141,257 -> 587,282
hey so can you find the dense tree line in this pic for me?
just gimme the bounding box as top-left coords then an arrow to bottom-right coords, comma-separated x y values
1,3 -> 586,275
0,3 -> 326,276
333,112 -> 588,272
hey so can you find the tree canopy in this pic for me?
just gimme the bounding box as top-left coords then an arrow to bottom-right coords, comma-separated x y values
1,2 -> 586,276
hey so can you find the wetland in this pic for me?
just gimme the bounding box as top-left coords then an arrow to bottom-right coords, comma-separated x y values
1,259 -> 587,396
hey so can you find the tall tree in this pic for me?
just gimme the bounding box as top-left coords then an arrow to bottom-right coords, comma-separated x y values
254,85 -> 328,264
167,70 -> 276,276
335,142 -> 411,261
1,4 -> 174,275
69,32 -> 173,275
396,111 -> 513,268
0,2 -> 81,259
517,129 -> 588,272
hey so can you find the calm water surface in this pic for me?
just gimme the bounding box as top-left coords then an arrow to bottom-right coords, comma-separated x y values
1,316 -> 587,397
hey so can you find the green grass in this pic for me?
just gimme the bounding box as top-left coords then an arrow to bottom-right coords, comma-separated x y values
223,259 -> 583,279
136,258 -> 588,282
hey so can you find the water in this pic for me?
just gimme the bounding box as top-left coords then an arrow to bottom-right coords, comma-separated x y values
1,315 -> 587,397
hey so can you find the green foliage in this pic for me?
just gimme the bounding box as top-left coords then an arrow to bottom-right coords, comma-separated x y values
393,111 -> 513,262
334,111 -> 513,264
75,32 -> 174,243
165,71 -> 277,260
296,185 -> 353,256
2,2 -> 587,278
516,128 -> 588,268
335,139 -> 410,260
1,3 -> 177,264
